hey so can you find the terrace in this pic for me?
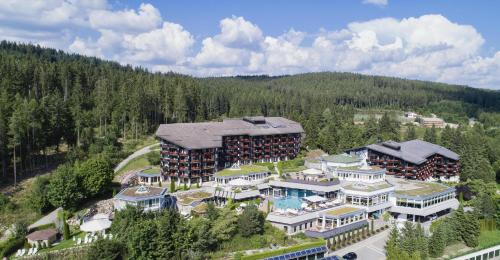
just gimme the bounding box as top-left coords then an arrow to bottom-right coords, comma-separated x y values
392,179 -> 450,197
341,181 -> 393,192
176,190 -> 213,205
215,165 -> 269,177
325,206 -> 361,217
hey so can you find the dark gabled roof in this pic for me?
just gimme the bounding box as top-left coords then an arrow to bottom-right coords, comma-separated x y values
366,139 -> 459,165
26,229 -> 58,241
155,117 -> 303,149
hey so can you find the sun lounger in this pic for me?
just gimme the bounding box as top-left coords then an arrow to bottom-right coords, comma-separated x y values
32,247 -> 38,255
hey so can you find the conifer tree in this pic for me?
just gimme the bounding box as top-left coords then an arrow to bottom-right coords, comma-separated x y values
429,224 -> 446,257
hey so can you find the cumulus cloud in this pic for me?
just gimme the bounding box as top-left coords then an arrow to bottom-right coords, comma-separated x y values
89,3 -> 161,32
0,2 -> 499,89
363,0 -> 388,7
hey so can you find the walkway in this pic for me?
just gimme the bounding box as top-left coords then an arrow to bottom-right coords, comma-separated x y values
327,229 -> 390,260
113,143 -> 159,173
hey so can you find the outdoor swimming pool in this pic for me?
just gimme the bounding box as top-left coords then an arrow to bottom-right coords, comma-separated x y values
273,197 -> 303,210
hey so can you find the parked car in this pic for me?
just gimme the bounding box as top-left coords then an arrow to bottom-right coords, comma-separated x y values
429,213 -> 438,220
342,252 -> 357,259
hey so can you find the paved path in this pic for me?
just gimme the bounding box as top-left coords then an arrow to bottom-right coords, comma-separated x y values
327,229 -> 390,260
113,143 -> 159,173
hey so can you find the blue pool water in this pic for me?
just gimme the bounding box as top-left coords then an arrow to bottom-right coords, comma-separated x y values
273,197 -> 302,210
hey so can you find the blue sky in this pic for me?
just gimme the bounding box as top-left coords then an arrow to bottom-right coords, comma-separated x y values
0,0 -> 499,89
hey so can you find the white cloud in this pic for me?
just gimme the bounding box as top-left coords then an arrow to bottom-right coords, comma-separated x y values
0,2 -> 499,89
362,0 -> 388,7
121,22 -> 194,64
215,16 -> 263,47
89,3 -> 161,32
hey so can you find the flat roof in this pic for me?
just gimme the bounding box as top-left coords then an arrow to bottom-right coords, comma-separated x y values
26,229 -> 58,241
392,179 -> 454,199
115,186 -> 167,201
215,165 -> 269,177
341,181 -> 393,192
322,154 -> 362,164
176,190 -> 213,205
325,206 -> 363,217
364,139 -> 459,165
155,117 -> 303,149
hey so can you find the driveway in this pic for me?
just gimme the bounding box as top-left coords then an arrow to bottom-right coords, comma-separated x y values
327,229 -> 390,260
113,143 -> 159,173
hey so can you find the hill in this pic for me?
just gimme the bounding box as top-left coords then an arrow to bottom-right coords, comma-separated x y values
0,40 -> 499,182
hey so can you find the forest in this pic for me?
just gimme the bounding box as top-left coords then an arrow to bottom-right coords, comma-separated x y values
0,40 -> 500,186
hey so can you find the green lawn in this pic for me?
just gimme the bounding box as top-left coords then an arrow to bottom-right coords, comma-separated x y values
216,165 -> 269,177
37,231 -> 86,254
478,230 -> 500,248
240,240 -> 325,260
343,182 -> 392,192
116,155 -> 151,175
394,181 -> 449,196
141,167 -> 160,174
177,191 -> 213,205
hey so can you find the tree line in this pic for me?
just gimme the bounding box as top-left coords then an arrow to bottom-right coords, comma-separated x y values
1,41 -> 499,186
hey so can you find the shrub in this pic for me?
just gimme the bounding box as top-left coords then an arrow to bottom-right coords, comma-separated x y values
146,151 -> 160,165
0,237 -> 24,258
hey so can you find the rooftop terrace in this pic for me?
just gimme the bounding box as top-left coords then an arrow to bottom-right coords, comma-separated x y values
341,181 -> 392,192
141,167 -> 160,174
176,190 -> 213,205
325,206 -> 361,217
392,178 -> 452,197
215,165 -> 269,177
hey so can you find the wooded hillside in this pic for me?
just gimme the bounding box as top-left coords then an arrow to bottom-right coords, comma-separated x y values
1,41 -> 499,183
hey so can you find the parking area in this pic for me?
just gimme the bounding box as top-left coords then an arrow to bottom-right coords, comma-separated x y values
326,229 -> 390,260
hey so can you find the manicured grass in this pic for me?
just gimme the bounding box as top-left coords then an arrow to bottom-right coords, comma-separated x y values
37,231 -> 86,254
177,191 -> 213,205
326,206 -> 361,216
141,167 -> 160,174
209,223 -> 319,259
478,230 -> 500,248
343,182 -> 392,192
116,155 -> 150,175
394,181 -> 449,196
215,165 -> 269,177
241,240 -> 325,260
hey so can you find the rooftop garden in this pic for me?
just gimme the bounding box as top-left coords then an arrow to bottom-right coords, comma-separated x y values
394,181 -> 449,196
141,167 -> 160,174
338,165 -> 382,171
342,182 -> 392,192
278,158 -> 306,174
176,191 -> 213,205
240,239 -> 325,260
326,206 -> 360,216
215,165 -> 269,177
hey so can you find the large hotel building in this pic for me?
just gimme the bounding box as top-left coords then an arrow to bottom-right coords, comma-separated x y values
348,140 -> 460,181
155,116 -> 303,184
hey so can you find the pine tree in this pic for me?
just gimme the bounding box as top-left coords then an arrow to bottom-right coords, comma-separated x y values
405,124 -> 417,140
385,226 -> 401,260
170,180 -> 175,192
423,125 -> 438,143
429,224 -> 446,257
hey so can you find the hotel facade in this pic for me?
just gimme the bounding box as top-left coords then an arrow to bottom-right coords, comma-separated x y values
155,116 -> 303,184
347,140 -> 460,181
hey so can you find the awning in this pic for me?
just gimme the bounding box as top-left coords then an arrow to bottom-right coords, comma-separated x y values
228,178 -> 252,186
302,195 -> 327,203
80,219 -> 112,233
302,168 -> 323,175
